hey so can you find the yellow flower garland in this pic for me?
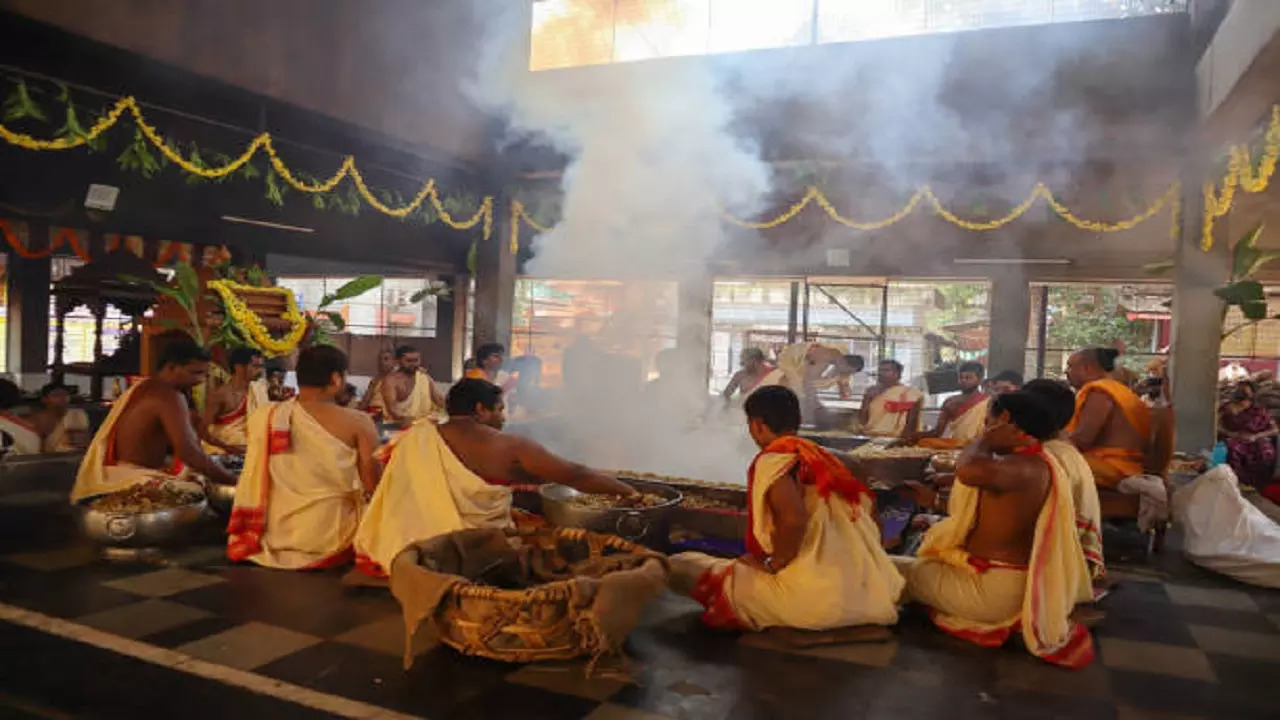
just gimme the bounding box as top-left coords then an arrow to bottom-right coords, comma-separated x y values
1201,105 -> 1280,250
208,279 -> 307,357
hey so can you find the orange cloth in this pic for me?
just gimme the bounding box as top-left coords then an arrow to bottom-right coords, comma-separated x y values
1067,379 -> 1150,489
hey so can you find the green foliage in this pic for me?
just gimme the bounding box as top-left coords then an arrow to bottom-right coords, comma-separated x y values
117,127 -> 161,178
53,102 -> 106,151
1045,287 -> 1156,355
119,263 -> 206,347
2,79 -> 46,123
321,275 -> 382,307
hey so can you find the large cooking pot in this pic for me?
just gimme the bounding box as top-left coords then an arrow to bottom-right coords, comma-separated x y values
539,478 -> 681,550
78,479 -> 209,548
0,451 -> 83,497
207,456 -> 243,515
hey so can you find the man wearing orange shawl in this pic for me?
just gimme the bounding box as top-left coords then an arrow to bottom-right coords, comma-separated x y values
893,392 -> 1095,669
1065,348 -> 1151,488
227,346 -> 381,570
671,386 -> 903,631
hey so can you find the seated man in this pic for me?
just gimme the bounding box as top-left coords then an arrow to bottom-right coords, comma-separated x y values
916,362 -> 989,448
858,359 -> 923,438
721,347 -> 781,404
989,370 -> 1024,394
359,349 -> 396,415
893,392 -> 1094,668
70,341 -> 237,502
1025,379 -> 1105,587
354,378 -> 636,577
27,383 -> 91,453
263,363 -> 295,402
670,386 -> 903,632
201,347 -> 268,455
380,345 -> 445,424
227,346 -> 381,570
465,342 -> 516,393
1066,348 -> 1151,488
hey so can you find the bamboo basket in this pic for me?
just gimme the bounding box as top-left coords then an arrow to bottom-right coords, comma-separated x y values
409,528 -> 666,665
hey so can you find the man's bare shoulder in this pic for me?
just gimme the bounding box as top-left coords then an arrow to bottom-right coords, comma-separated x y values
1002,453 -> 1051,489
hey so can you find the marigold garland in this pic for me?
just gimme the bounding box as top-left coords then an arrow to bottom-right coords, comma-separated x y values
1201,105 -> 1280,251
0,218 -> 92,260
0,95 -> 494,238
207,279 -> 307,357
509,181 -> 1181,251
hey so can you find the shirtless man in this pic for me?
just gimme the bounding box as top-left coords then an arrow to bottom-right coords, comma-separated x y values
895,391 -> 1095,667
227,346 -> 381,569
354,379 -> 634,576
358,349 -> 396,412
380,345 -> 445,424
1066,347 -> 1151,488
27,383 -> 90,453
71,340 -> 236,502
201,347 -> 265,455
913,361 -> 989,446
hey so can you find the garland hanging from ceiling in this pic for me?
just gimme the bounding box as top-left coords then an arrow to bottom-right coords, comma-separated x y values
1201,105 -> 1280,251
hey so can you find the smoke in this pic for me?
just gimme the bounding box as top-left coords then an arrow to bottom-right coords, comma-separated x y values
465,0 -> 769,482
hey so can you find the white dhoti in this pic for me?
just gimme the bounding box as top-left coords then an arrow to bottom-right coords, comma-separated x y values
71,384 -> 179,502
205,381 -> 269,454
0,413 -> 44,456
354,420 -> 512,577
388,371 -> 442,422
672,439 -> 903,631
226,400 -> 363,570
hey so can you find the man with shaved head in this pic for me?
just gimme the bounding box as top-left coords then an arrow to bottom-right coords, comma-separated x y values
1065,347 -> 1150,489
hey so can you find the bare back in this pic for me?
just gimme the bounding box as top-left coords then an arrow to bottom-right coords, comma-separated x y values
963,455 -> 1050,566
436,419 -> 633,495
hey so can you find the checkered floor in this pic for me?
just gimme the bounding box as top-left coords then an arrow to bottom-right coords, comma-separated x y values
1,501 -> 1278,718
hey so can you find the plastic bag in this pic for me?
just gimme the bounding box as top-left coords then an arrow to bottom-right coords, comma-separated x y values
1172,465 -> 1280,589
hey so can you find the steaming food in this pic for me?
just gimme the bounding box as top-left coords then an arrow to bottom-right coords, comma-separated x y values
567,492 -> 667,509
88,481 -> 204,513
681,493 -> 743,511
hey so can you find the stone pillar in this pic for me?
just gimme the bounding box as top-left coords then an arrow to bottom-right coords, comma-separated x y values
5,234 -> 53,388
676,275 -> 714,393
472,209 -> 516,357
1170,173 -> 1228,451
985,270 -> 1030,379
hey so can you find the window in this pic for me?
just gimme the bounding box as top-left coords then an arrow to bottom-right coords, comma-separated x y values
276,275 -> 438,338
1220,287 -> 1280,375
531,0 -> 1187,70
1025,282 -> 1172,379
511,278 -> 679,387
49,257 -> 132,365
710,279 -> 794,392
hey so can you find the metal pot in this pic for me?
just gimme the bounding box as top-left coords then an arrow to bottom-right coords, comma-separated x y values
206,482 -> 237,515
78,480 -> 210,548
539,478 -> 681,550
0,451 -> 83,497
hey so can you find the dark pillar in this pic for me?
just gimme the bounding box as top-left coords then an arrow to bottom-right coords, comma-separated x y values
676,275 -> 714,392
472,203 -> 516,356
1170,168 -> 1228,451
986,270 -> 1030,379
5,229 -> 52,386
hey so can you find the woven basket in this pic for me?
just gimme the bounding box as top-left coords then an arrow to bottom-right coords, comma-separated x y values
416,527 -> 666,665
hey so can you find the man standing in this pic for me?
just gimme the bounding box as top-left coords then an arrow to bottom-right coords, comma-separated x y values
1066,347 -> 1151,488
893,392 -> 1094,668
858,359 -> 923,438
202,347 -> 267,455
355,378 -> 635,577
227,346 -> 381,570
380,345 -> 445,424
670,386 -> 903,631
25,383 -> 90,453
71,340 -> 237,502
916,362 -> 989,447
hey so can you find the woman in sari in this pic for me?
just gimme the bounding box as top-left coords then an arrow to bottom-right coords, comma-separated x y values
1219,380 -> 1278,490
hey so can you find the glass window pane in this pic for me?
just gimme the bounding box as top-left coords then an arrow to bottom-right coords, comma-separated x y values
614,0 -> 711,62
710,279 -> 794,392
818,0 -> 927,44
709,0 -> 814,54
530,0 -> 617,71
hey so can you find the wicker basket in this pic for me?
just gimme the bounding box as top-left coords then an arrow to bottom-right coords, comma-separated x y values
393,527 -> 668,668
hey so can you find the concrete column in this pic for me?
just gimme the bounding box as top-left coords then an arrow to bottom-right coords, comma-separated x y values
986,270 -> 1030,379
5,236 -> 52,388
1170,172 -> 1229,452
472,216 -> 515,356
676,275 -> 714,392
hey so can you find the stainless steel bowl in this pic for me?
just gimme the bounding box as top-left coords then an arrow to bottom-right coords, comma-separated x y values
78,480 -> 210,548
0,451 -> 83,497
539,479 -> 682,549
206,482 -> 237,515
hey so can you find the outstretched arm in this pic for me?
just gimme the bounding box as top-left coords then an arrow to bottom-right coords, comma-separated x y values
160,395 -> 236,484
511,438 -> 637,495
